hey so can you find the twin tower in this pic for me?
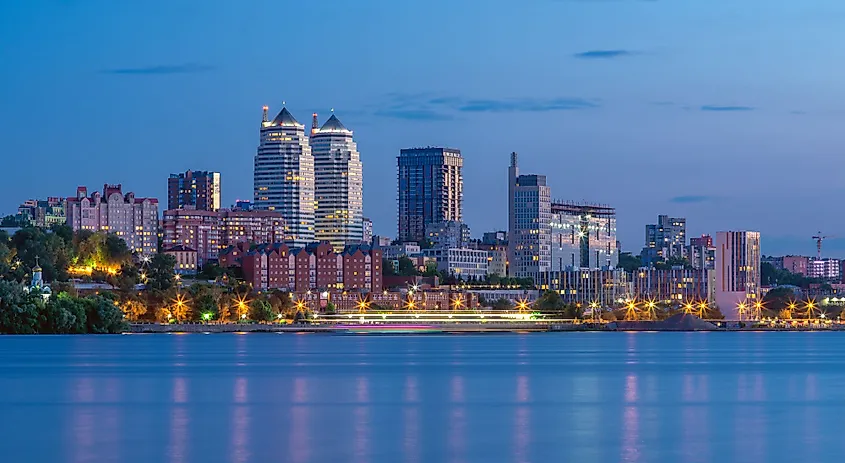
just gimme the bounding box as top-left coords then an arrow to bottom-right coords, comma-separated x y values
254,105 -> 363,250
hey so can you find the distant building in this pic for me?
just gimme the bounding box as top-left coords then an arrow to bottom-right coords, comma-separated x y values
550,202 -> 618,271
423,248 -> 489,280
167,170 -> 221,211
809,258 -> 840,280
507,153 -> 551,280
397,147 -> 463,242
382,243 -> 421,260
66,184 -> 158,255
782,255 -> 809,275
164,245 -> 198,275
546,269 -> 630,306
17,197 -> 66,227
687,235 -> 715,270
631,267 -> 713,303
643,215 -> 687,264
233,200 -> 252,212
312,114 -> 364,251
162,209 -> 285,266
373,235 -> 392,247
482,231 -> 507,245
425,220 -> 470,249
715,231 -> 761,319
362,218 -> 373,245
254,106 -> 315,247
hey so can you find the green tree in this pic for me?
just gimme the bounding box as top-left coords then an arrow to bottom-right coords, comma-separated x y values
191,284 -> 220,321
146,253 -> 177,291
617,252 -> 642,272
83,295 -> 129,333
0,280 -> 41,334
116,263 -> 140,292
11,227 -> 71,282
249,299 -> 273,322
397,256 -> 419,276
325,301 -> 337,314
382,258 -> 397,276
43,292 -> 88,333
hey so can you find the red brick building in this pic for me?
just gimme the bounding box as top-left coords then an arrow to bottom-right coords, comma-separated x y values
223,241 -> 382,293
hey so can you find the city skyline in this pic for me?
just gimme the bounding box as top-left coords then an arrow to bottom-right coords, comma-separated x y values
4,0 -> 845,255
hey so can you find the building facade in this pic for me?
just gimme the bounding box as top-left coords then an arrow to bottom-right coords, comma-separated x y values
715,231 -> 761,319
630,267 -> 713,303
397,147 -> 463,242
782,255 -> 809,275
545,269 -> 630,307
17,197 -> 66,227
643,215 -> 687,263
226,241 -> 382,293
687,234 -> 715,270
162,209 -> 285,266
362,218 -> 373,245
507,153 -> 551,280
809,258 -> 840,280
66,185 -> 158,255
254,106 -> 315,247
164,245 -> 198,275
167,170 -> 221,211
425,220 -> 471,249
550,202 -> 618,271
311,114 -> 364,251
422,248 -> 489,280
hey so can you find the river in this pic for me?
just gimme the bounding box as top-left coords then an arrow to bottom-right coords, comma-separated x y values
1,332 -> 843,462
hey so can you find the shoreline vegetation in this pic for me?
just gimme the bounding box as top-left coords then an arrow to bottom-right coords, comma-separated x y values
1,225 -> 841,335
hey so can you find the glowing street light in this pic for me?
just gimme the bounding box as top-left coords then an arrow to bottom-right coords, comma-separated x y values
202,312 -> 211,322
356,296 -> 370,314
625,300 -> 639,321
516,298 -> 530,314
451,294 -> 465,311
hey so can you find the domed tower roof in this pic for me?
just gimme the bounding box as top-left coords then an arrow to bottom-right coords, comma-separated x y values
318,114 -> 349,133
270,107 -> 300,127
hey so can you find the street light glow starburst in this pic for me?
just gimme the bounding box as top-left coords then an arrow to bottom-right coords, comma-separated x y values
451,294 -> 465,311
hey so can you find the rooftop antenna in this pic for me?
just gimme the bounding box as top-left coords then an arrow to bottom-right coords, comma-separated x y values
312,113 -> 319,134
262,105 -> 268,122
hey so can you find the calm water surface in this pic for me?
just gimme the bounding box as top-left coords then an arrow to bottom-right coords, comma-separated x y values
1,332 -> 844,462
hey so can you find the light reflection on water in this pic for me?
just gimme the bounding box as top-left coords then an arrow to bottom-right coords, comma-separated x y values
2,333 -> 845,462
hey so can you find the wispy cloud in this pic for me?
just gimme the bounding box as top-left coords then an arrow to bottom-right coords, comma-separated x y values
374,94 -> 599,120
101,64 -> 216,75
700,105 -> 754,112
573,50 -> 635,59
455,97 -> 598,112
374,109 -> 453,121
670,195 -> 715,204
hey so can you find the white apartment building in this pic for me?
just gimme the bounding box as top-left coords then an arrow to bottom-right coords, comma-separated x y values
311,114 -> 364,252
66,184 -> 158,255
715,231 -> 761,319
423,248 -> 489,280
254,106 -> 315,247
507,153 -> 551,280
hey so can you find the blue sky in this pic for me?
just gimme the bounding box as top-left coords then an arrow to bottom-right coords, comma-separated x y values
3,0 -> 845,256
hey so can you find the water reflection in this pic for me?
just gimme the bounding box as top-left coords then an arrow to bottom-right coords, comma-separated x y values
450,376 -> 466,462
289,377 -> 310,463
514,375 -> 530,463
622,406 -> 640,462
354,377 -> 370,463
168,407 -> 188,463
231,378 -> 249,463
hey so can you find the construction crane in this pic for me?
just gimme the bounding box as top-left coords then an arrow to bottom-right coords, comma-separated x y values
812,232 -> 832,260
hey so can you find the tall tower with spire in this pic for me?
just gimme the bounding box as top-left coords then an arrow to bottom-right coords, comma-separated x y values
311,111 -> 364,251
254,105 -> 315,247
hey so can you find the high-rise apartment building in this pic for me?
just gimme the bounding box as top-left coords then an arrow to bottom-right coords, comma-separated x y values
311,114 -> 364,251
643,215 -> 687,264
397,147 -> 463,243
66,184 -> 158,255
362,218 -> 373,245
507,153 -> 551,280
254,106 -> 315,247
687,234 -> 716,270
425,220 -> 471,249
167,170 -> 221,211
715,231 -> 761,319
550,202 -> 618,271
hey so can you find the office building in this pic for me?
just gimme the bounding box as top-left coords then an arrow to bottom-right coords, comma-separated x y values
643,215 -> 687,264
482,231 -> 507,245
550,202 -> 618,271
715,231 -> 761,319
425,220 -> 470,249
507,153 -> 551,280
311,114 -> 364,251
397,147 -> 463,242
167,170 -> 221,211
254,105 -> 315,247
423,248 -> 489,280
66,184 -> 158,255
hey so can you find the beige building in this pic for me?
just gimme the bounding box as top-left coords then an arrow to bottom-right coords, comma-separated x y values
66,184 -> 158,255
715,231 -> 761,320
164,245 -> 198,275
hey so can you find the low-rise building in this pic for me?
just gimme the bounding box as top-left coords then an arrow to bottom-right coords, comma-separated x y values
783,255 -> 809,275
164,245 -> 198,275
545,269 -> 630,306
423,248 -> 489,280
425,220 -> 470,249
630,267 -> 713,303
17,197 -> 66,227
383,243 -> 421,259
809,258 -> 840,281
